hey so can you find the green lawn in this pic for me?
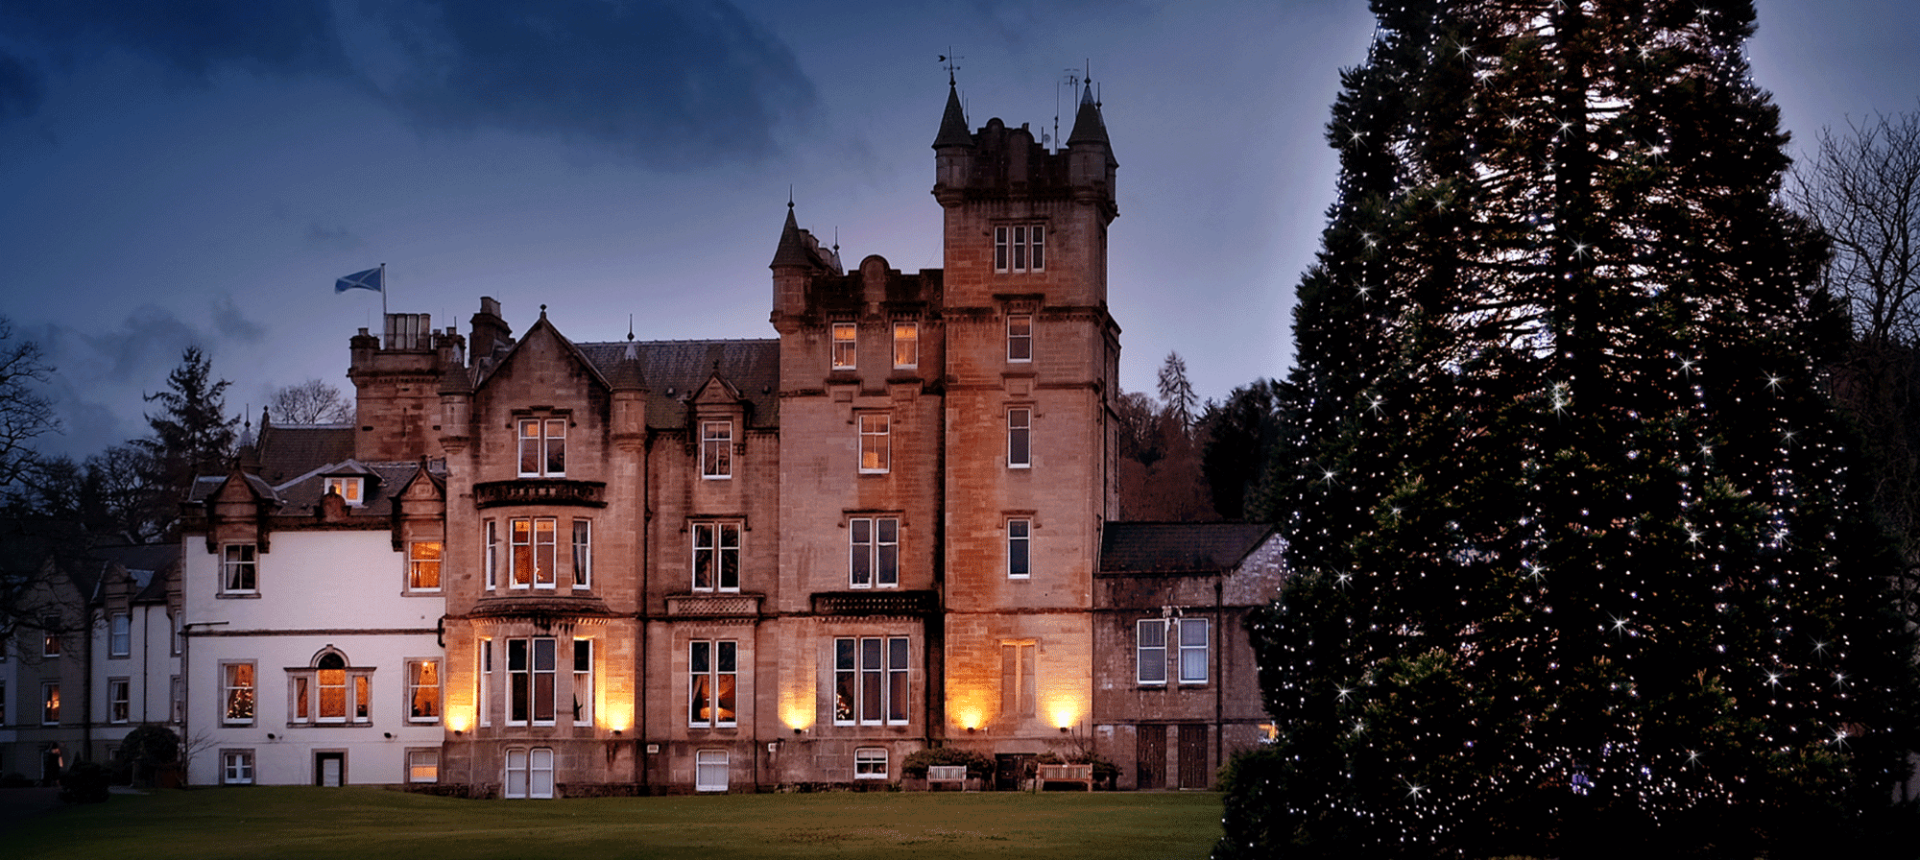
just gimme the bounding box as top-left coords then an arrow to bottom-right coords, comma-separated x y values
9,788 -> 1224,860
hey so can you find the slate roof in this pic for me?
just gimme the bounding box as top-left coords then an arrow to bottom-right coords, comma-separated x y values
253,424 -> 355,485
1099,522 -> 1275,574
574,339 -> 781,429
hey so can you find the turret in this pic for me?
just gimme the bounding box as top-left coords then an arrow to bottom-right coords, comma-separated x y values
768,201 -> 841,322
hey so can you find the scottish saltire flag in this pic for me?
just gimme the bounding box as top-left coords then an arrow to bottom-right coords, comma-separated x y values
335,267 -> 383,293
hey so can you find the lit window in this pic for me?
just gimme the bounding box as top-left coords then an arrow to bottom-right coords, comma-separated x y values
893,322 -> 918,369
695,749 -> 729,792
859,414 -> 890,473
510,518 -> 558,589
42,682 -> 61,725
1007,519 -> 1031,579
408,749 -> 439,784
1178,618 -> 1209,684
572,520 -> 592,589
518,418 -> 567,477
289,651 -> 372,725
572,639 -> 593,726
1007,408 -> 1031,468
701,421 -> 733,479
1007,315 -> 1033,362
409,659 -> 441,722
109,613 -> 130,657
222,663 -> 254,724
855,747 -> 888,779
508,638 -> 557,726
849,517 -> 899,588
42,615 -> 60,657
505,748 -> 554,799
222,750 -> 254,785
109,678 -> 130,723
994,224 -> 1045,272
323,477 -> 364,506
1000,642 -> 1036,717
692,522 -> 741,592
1136,620 -> 1167,685
690,640 -> 737,728
831,322 -> 857,370
408,541 -> 443,591
222,544 -> 257,594
834,637 -> 908,726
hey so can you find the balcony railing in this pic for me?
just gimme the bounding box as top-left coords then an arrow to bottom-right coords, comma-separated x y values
810,590 -> 937,617
473,478 -> 606,509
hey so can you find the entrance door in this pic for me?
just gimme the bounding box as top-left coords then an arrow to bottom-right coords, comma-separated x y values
316,752 -> 345,787
1136,725 -> 1166,789
1177,724 -> 1208,789
994,753 -> 1031,792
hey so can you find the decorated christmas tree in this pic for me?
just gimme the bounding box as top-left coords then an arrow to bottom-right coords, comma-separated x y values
1222,1 -> 1918,856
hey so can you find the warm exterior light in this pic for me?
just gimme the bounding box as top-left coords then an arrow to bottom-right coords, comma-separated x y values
446,708 -> 474,734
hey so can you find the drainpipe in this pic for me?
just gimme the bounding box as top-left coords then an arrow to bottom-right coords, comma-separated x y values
1213,579 -> 1223,783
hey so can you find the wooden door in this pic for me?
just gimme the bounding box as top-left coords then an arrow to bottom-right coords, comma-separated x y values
1136,724 -> 1166,789
1178,724 -> 1208,789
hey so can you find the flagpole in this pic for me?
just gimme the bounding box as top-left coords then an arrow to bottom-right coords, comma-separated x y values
381,262 -> 388,322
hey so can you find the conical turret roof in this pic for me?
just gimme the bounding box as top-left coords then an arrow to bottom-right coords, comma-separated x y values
934,81 -> 971,148
1066,81 -> 1110,149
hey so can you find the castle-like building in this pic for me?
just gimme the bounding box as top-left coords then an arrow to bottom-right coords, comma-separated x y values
143,81 -> 1283,795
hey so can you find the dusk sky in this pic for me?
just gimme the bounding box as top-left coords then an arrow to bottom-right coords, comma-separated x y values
2,1 -> 1916,460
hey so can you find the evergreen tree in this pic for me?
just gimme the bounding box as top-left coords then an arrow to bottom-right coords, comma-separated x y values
1226,2 -> 1918,857
134,346 -> 236,540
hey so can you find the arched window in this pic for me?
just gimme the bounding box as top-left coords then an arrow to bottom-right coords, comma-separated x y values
290,648 -> 372,725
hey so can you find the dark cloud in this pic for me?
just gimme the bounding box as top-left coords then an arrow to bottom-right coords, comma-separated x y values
211,295 -> 265,343
22,305 -> 227,458
2,0 -> 817,167
0,50 -> 46,120
367,1 -> 817,167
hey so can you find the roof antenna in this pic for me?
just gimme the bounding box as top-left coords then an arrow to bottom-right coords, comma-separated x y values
1058,68 -> 1082,150
788,185 -> 794,210
627,315 -> 634,341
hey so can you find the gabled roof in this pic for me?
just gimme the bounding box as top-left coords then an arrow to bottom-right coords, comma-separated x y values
473,310 -> 612,392
1099,522 -> 1275,574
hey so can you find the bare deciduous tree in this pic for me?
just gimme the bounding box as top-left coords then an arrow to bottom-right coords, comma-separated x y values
267,378 -> 353,425
1788,110 -> 1920,346
0,315 -> 59,494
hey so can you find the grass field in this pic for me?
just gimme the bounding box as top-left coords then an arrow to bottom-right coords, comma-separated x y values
9,787 -> 1225,860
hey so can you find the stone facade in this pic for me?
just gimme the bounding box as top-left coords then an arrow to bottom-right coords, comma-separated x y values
162,81 -> 1288,794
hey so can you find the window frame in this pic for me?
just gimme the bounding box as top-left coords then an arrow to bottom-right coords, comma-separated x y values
1007,518 -> 1031,579
509,517 -> 559,590
831,322 -> 857,370
1007,315 -> 1033,362
517,417 -> 568,478
507,637 -> 557,726
42,615 -> 60,657
505,747 -> 554,799
407,658 -> 441,723
407,749 -> 439,784
833,636 -> 909,726
42,681 -> 60,725
1007,407 -> 1032,469
688,639 -> 738,728
408,540 -> 443,592
858,413 -> 890,474
848,516 -> 900,588
1178,617 -> 1210,685
695,749 -> 729,793
222,749 -> 255,785
1136,619 -> 1168,686
109,677 -> 131,723
854,747 -> 889,780
700,420 -> 733,479
221,542 -> 258,594
323,476 -> 364,506
572,638 -> 594,726
571,519 -> 592,589
109,612 -> 130,658
1000,642 -> 1036,718
221,661 -> 255,725
485,521 -> 499,590
478,638 -> 492,727
691,521 -> 742,592
290,651 -> 372,726
993,224 -> 1045,273
892,321 -> 918,369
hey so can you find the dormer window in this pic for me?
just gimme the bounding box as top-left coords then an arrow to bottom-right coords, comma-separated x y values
323,477 -> 364,506
518,418 -> 567,477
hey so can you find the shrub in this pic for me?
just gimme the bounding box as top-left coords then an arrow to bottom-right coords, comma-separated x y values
901,747 -> 993,778
59,761 -> 111,804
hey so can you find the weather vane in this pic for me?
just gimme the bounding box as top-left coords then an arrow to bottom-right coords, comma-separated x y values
938,49 -> 963,84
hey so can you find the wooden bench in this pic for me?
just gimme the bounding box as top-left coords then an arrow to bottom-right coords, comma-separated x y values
927,765 -> 969,791
1037,763 -> 1094,791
